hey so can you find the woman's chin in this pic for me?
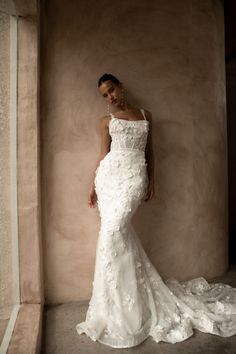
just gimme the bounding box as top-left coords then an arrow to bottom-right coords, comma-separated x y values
112,100 -> 120,107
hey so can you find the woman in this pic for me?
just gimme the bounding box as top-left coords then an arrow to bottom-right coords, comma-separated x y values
88,73 -> 155,209
76,73 -> 236,348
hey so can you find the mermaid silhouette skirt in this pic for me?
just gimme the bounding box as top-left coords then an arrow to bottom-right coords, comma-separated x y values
76,112 -> 236,348
76,149 -> 236,348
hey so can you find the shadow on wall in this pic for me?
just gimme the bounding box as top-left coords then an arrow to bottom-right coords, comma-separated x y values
225,0 -> 236,265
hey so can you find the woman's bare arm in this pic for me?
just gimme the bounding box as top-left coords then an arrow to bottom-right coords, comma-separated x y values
144,110 -> 155,200
145,111 -> 154,180
90,116 -> 111,187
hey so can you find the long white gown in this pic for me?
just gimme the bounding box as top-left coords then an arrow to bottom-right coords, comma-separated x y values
76,109 -> 236,348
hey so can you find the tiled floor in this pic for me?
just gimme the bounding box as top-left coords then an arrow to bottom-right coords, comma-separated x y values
42,265 -> 236,354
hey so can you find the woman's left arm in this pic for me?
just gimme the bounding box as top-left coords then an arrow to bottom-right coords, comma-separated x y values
144,110 -> 155,201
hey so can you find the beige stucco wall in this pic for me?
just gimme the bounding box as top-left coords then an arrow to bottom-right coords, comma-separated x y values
0,2 -> 42,353
0,11 -> 13,320
226,59 -> 236,261
18,14 -> 43,304
41,0 -> 228,304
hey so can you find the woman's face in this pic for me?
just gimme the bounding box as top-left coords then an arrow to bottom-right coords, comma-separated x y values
98,80 -> 122,107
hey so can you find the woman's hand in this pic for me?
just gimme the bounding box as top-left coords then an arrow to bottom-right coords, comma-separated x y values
88,185 -> 97,208
144,180 -> 155,202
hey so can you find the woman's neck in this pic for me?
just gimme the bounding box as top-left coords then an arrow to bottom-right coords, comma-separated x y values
115,101 -> 133,112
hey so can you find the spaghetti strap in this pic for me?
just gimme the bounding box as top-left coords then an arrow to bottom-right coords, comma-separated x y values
140,108 -> 147,120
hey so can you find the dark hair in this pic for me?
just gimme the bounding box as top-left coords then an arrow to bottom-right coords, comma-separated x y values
98,73 -> 120,87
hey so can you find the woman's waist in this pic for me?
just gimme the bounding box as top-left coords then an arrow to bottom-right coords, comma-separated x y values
95,150 -> 147,178
110,147 -> 145,155
103,149 -> 147,167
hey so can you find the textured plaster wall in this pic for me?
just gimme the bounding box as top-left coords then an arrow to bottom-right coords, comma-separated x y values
0,2 -> 42,353
18,15 -> 43,303
0,11 -> 13,319
226,59 -> 236,261
41,0 -> 228,303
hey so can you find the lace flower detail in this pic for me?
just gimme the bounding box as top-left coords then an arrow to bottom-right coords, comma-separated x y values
122,292 -> 135,311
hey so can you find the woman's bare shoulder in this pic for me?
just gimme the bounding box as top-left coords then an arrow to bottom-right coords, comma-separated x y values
99,115 -> 111,128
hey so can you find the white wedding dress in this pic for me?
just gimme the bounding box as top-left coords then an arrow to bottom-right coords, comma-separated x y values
76,109 -> 236,348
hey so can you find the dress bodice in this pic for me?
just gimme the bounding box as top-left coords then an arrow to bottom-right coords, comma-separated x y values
109,109 -> 149,152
